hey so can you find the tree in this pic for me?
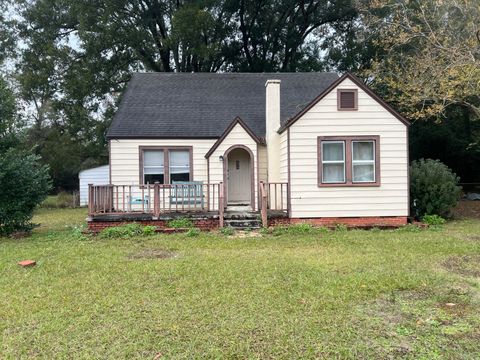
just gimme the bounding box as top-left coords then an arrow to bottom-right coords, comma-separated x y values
0,75 -> 51,235
231,0 -> 358,71
0,76 -> 21,152
363,0 -> 480,121
0,149 -> 51,235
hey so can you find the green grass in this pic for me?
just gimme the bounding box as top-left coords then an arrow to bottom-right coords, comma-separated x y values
1,209 -> 480,358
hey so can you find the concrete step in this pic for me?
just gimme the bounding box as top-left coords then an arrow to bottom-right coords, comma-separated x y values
223,211 -> 261,220
224,219 -> 262,229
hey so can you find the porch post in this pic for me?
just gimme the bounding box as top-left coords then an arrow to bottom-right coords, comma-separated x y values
88,183 -> 94,215
219,181 -> 224,228
259,181 -> 268,228
153,182 -> 160,218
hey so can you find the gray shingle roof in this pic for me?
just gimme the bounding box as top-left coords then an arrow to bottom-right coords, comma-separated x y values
107,72 -> 339,139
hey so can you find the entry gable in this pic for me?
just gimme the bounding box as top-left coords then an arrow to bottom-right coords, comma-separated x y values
278,73 -> 410,134
205,117 -> 263,159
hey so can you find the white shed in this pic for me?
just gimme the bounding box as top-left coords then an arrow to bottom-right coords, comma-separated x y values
79,165 -> 110,206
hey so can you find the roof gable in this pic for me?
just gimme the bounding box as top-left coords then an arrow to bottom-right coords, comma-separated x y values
278,73 -> 410,133
205,117 -> 262,158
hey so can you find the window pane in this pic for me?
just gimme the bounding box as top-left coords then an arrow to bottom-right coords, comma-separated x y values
144,166 -> 164,175
171,172 -> 190,182
323,142 -> 344,161
323,163 -> 345,183
144,150 -> 164,167
353,141 -> 374,161
353,164 -> 374,182
169,150 -> 190,182
143,150 -> 164,183
144,174 -> 164,184
169,150 -> 189,168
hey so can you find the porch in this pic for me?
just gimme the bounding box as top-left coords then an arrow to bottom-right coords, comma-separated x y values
87,181 -> 289,230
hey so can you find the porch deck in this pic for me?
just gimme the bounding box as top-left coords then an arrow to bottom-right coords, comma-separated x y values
87,182 -> 289,228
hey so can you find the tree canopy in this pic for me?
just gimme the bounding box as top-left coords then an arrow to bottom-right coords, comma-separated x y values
0,0 -> 479,188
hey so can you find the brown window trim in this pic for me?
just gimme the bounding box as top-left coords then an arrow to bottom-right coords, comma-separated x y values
139,146 -> 193,185
337,89 -> 358,111
317,136 -> 380,187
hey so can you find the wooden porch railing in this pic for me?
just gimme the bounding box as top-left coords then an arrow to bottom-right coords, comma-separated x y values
88,182 -> 223,218
259,181 -> 289,227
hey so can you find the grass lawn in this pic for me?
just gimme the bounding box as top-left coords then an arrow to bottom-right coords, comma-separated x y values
1,208 -> 480,359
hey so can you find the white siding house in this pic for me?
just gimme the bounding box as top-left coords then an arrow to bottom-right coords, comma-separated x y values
97,72 -> 410,228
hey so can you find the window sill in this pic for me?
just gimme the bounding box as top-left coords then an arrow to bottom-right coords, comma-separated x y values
318,182 -> 380,188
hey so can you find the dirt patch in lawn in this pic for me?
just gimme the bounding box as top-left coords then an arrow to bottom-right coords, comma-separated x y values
442,255 -> 480,278
128,248 -> 179,260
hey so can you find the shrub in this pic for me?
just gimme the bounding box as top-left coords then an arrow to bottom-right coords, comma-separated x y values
70,224 -> 90,240
422,214 -> 446,226
0,149 -> 51,235
142,225 -> 157,236
167,218 -> 194,228
185,228 -> 200,237
220,226 -> 235,236
410,159 -> 462,218
99,223 -> 145,239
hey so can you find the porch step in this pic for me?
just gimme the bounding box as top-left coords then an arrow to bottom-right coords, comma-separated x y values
224,219 -> 261,229
223,211 -> 261,220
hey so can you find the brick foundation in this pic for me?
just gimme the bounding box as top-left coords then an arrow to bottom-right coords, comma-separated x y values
88,218 -> 219,233
88,214 -> 407,232
268,216 -> 407,229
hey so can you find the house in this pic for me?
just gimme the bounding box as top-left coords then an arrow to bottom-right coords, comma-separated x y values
87,72 -> 409,231
78,165 -> 110,206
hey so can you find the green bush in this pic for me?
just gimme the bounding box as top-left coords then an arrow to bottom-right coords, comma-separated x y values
220,226 -> 235,236
99,223 -> 156,239
0,149 -> 51,235
142,225 -> 157,236
167,218 -> 194,228
422,214 -> 446,226
185,228 -> 201,237
410,159 -> 462,218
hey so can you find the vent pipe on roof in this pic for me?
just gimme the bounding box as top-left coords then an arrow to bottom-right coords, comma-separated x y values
265,79 -> 281,183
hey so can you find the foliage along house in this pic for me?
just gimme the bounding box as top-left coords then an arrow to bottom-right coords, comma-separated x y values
87,72 -> 410,231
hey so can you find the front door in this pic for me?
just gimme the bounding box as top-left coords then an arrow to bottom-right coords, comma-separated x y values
227,148 -> 251,205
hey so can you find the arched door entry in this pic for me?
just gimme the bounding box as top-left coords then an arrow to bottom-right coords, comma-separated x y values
223,146 -> 254,208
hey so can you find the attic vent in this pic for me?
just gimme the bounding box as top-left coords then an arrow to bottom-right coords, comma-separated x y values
338,89 -> 358,110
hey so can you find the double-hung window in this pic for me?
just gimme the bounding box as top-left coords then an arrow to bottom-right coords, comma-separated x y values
140,147 -> 192,184
318,136 -> 379,186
